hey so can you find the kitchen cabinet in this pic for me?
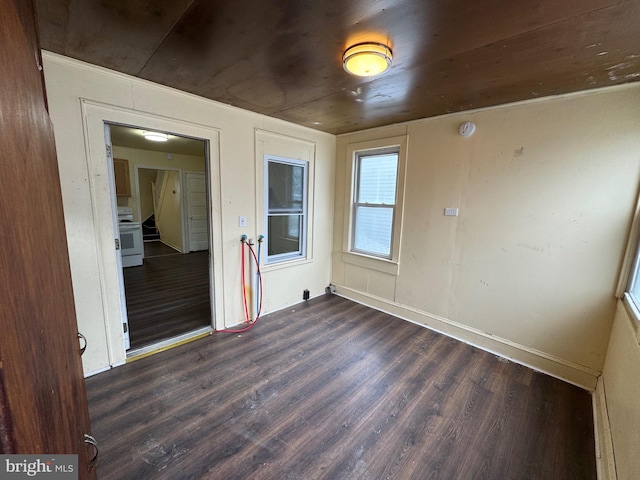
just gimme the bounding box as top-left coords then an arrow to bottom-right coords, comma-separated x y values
113,158 -> 131,197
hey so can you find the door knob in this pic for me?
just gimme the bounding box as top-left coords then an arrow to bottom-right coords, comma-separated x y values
77,333 -> 87,356
84,434 -> 98,470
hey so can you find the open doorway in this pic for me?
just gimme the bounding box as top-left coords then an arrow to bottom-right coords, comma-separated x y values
108,124 -> 212,353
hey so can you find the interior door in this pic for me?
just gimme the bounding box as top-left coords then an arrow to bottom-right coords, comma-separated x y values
0,1 -> 97,477
186,172 -> 209,252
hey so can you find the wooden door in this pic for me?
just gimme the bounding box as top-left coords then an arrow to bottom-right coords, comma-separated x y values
0,1 -> 97,478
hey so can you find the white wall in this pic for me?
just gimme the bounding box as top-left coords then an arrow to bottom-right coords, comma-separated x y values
333,85 -> 640,388
42,52 -> 335,376
599,302 -> 640,479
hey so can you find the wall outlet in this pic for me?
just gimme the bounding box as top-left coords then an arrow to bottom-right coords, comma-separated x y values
239,215 -> 247,227
303,289 -> 310,301
444,208 -> 459,216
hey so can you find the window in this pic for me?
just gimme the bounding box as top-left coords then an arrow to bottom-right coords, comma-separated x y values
265,156 -> 308,264
351,148 -> 399,259
621,196 -> 640,325
342,135 -> 406,274
625,240 -> 640,319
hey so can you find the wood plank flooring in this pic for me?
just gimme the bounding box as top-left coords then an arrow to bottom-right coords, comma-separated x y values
144,241 -> 181,258
123,251 -> 211,349
86,295 -> 596,480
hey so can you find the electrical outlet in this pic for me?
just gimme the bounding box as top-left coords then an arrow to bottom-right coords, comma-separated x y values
239,215 -> 247,227
444,208 -> 459,217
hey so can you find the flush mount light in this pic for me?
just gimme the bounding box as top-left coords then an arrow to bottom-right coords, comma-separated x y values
343,42 -> 392,77
143,131 -> 168,142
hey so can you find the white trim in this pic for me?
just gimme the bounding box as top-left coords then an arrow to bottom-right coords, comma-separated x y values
343,135 -> 408,268
616,186 -> 640,298
335,285 -> 600,390
264,155 -> 309,264
621,294 -> 640,345
593,377 -> 617,480
254,129 -> 317,270
83,364 -> 120,378
80,100 -> 225,367
342,251 -> 399,276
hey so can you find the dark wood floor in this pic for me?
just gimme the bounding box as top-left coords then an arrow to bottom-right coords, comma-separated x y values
124,251 -> 211,349
86,295 -> 596,480
144,241 -> 181,258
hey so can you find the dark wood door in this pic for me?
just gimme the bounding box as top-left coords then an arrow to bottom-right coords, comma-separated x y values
0,1 -> 97,478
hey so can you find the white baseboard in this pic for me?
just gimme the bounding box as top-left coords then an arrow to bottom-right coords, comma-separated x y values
593,377 -> 617,479
335,286 -> 600,390
84,362 -> 123,378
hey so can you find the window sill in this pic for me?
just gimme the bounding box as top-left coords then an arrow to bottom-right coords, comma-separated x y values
262,256 -> 313,272
342,251 -> 399,276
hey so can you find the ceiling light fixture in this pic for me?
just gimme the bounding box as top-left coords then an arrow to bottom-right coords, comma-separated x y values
343,42 -> 392,77
143,131 -> 168,142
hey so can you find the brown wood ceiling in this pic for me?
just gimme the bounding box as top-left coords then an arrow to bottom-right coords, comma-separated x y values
35,0 -> 640,134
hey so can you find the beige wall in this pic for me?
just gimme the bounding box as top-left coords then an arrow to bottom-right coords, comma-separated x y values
137,168 -> 157,221
333,85 -> 640,388
599,302 -> 640,479
156,170 -> 183,251
43,52 -> 335,376
112,145 -> 205,222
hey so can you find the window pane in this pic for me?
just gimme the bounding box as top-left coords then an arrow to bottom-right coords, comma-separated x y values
353,206 -> 393,257
268,162 -> 304,211
358,154 -> 398,204
268,214 -> 301,256
630,262 -> 640,306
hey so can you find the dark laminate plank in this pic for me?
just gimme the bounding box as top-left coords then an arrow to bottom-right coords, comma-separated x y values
123,251 -> 211,349
86,295 -> 596,480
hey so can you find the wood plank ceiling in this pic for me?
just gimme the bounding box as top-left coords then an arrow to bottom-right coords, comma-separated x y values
36,0 -> 640,134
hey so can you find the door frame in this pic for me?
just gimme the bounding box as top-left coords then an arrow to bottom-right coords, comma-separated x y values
81,100 -> 224,367
134,164 -> 187,252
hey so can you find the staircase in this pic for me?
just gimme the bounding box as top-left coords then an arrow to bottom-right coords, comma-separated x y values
142,215 -> 160,242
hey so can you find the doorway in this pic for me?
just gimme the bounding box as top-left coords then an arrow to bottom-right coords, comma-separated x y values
108,124 -> 213,353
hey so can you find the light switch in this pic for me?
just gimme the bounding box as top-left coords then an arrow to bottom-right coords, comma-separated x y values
444,208 -> 459,217
239,215 -> 247,227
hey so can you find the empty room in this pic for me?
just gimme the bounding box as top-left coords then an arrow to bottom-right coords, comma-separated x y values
2,1 -> 640,479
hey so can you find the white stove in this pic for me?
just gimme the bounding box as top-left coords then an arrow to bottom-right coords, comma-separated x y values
117,207 -> 143,267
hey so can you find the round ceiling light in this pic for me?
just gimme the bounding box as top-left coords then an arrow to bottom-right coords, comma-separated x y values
343,42 -> 392,77
143,131 -> 168,142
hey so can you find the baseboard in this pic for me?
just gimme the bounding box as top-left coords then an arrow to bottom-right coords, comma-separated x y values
335,286 -> 600,390
593,377 -> 617,479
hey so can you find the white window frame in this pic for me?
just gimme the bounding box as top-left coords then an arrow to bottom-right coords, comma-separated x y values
622,213 -> 640,320
264,155 -> 308,264
625,257 -> 640,320
617,190 -> 640,342
351,147 -> 400,259
343,135 -> 407,275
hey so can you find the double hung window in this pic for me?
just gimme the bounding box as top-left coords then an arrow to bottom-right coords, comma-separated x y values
351,148 -> 399,259
625,240 -> 640,318
264,156 -> 308,264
